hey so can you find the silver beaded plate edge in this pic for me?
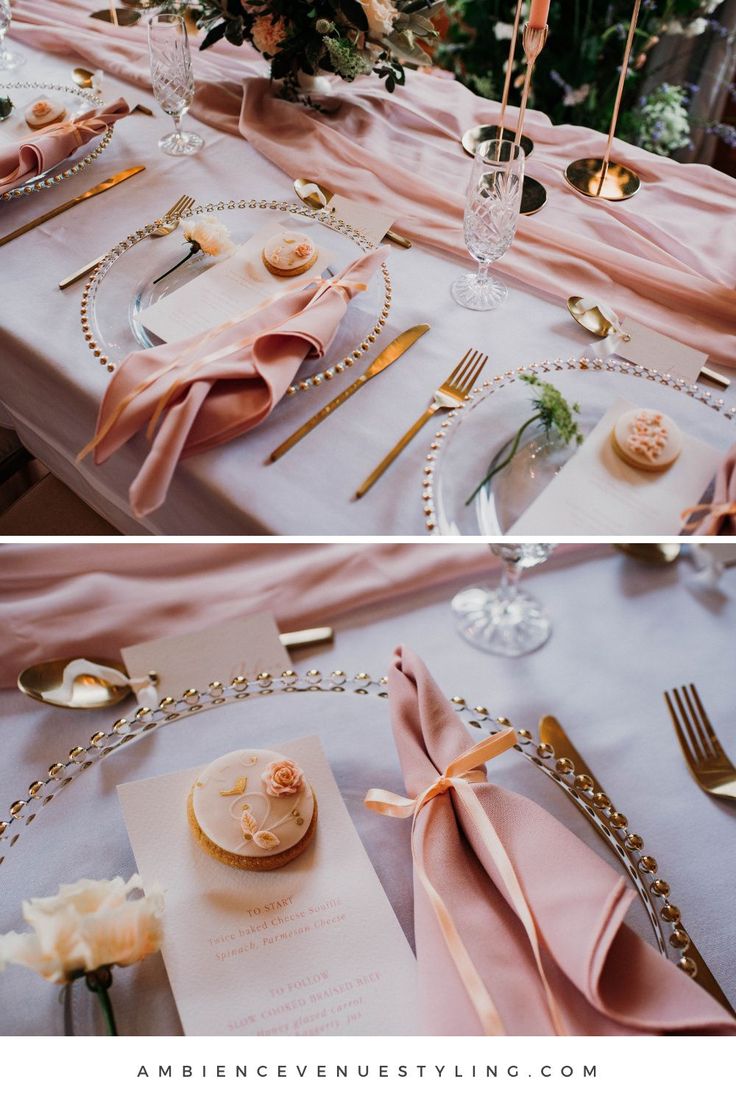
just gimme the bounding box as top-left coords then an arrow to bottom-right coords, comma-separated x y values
80,199 -> 393,383
421,354 -> 736,534
0,668 -> 697,979
0,81 -> 112,202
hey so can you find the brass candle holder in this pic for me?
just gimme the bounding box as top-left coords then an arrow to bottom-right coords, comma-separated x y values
462,0 -> 534,160
564,0 -> 642,201
514,21 -> 549,216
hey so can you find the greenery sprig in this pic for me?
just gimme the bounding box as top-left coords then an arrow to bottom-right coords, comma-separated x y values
465,374 -> 583,506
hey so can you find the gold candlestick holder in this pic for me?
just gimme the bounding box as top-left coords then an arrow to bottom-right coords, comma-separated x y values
514,21 -> 549,216
461,0 -> 534,160
564,0 -> 642,200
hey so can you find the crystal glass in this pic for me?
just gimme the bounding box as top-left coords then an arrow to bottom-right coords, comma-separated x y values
452,543 -> 555,656
148,12 -> 203,157
0,0 -> 25,70
451,138 -> 524,311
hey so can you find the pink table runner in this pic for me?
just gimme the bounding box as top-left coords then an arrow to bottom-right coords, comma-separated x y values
11,0 -> 736,368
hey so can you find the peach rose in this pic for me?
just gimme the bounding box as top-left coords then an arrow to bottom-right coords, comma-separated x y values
250,14 -> 287,57
262,758 -> 304,797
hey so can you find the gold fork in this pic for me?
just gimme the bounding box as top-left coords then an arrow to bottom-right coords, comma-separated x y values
354,348 -> 487,499
57,194 -> 196,290
664,685 -> 736,802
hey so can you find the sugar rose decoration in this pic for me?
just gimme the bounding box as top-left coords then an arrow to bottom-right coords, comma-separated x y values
262,758 -> 304,797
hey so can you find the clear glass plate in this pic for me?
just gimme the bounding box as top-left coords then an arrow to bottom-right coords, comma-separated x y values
0,81 -> 113,201
425,356 -> 736,535
82,199 -> 392,392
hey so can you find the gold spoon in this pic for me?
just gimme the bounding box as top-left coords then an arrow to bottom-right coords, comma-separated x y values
615,543 -> 681,566
293,178 -> 412,249
567,295 -> 630,342
72,67 -> 154,116
17,657 -> 132,710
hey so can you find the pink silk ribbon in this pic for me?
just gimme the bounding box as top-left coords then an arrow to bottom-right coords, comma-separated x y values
365,727 -> 567,1037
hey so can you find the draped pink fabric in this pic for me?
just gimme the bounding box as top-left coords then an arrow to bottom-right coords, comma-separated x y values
0,98 -> 130,195
10,1 -> 736,367
385,646 -> 736,1035
0,543 -> 595,689
83,248 -> 387,517
695,443 -> 736,536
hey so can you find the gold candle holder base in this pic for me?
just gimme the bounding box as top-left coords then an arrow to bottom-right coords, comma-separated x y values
521,175 -> 546,215
461,125 -> 534,159
564,157 -> 641,201
89,8 -> 141,25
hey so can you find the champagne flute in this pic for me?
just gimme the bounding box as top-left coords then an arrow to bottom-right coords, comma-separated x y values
0,0 -> 25,71
451,138 -> 524,311
452,543 -> 555,656
148,12 -> 204,157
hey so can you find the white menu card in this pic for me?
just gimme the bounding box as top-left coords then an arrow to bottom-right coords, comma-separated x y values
118,735 -> 418,1036
510,398 -> 721,535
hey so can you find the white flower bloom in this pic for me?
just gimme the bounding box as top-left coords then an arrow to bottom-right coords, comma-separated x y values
494,22 -> 514,41
359,0 -> 398,38
182,215 -> 235,258
0,875 -> 163,984
683,17 -> 708,36
563,82 -> 591,107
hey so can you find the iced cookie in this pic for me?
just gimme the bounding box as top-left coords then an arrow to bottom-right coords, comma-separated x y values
188,748 -> 317,871
611,408 -> 682,472
262,231 -> 318,277
25,98 -> 67,130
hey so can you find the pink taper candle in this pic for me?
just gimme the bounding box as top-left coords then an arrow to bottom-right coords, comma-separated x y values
528,0 -> 550,28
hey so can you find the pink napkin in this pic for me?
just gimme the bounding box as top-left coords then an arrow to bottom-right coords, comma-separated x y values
81,247 -> 387,517
374,646 -> 736,1035
0,98 -> 130,195
690,443 -> 736,536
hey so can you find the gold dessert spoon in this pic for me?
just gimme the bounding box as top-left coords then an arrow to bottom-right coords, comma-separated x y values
18,657 -> 132,710
72,67 -> 154,115
293,178 -> 412,249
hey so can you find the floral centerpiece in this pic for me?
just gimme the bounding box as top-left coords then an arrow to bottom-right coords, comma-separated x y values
178,0 -> 443,98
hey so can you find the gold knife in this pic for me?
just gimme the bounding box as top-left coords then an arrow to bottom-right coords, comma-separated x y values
268,323 -> 430,463
0,166 -> 146,249
539,714 -> 735,1017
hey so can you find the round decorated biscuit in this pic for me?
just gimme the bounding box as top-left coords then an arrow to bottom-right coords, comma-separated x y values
262,231 -> 318,277
25,98 -> 67,130
611,408 -> 682,472
188,748 -> 317,871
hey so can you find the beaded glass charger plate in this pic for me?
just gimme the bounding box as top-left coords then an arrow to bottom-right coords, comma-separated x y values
1,669 -> 694,1009
0,81 -> 112,201
424,356 -> 736,535
81,200 -> 392,386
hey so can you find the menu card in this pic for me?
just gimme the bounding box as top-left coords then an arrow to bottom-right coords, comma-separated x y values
510,397 -> 721,535
118,735 -> 419,1036
138,219 -> 335,344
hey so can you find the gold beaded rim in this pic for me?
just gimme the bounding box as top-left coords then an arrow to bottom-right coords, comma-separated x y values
0,669 -> 691,975
0,81 -> 113,202
422,354 -> 736,533
80,199 -> 393,378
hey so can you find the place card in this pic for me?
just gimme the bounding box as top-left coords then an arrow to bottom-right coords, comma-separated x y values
616,318 -> 707,384
138,219 -> 336,345
327,194 -> 394,246
118,735 -> 419,1036
120,611 -> 290,704
509,397 -> 722,536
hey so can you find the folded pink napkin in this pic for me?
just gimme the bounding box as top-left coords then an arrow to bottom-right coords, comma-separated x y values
367,646 -> 736,1035
0,97 -> 130,195
684,442 -> 736,536
80,247 -> 388,517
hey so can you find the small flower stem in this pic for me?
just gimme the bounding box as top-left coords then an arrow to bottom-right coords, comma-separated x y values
62,979 -> 75,1036
465,413 -> 541,505
153,242 -> 201,285
85,968 -> 118,1036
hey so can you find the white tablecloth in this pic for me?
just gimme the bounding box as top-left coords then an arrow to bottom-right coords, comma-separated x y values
5,47 -> 731,535
0,547 -> 734,1034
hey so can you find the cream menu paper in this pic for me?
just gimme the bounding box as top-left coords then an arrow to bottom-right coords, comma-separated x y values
118,735 -> 419,1036
510,397 -> 721,536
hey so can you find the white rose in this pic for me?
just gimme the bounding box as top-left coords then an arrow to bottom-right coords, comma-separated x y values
359,0 -> 398,38
0,874 -> 163,984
